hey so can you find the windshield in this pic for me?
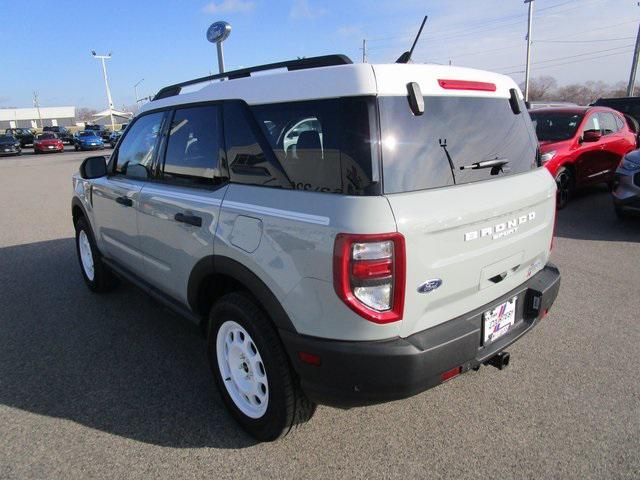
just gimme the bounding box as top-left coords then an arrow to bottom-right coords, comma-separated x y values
378,95 -> 538,194
37,133 -> 56,140
529,111 -> 583,142
79,131 -> 98,137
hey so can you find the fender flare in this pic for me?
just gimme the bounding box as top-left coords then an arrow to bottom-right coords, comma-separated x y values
187,255 -> 298,333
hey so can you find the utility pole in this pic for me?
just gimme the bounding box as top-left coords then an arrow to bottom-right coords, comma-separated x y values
134,78 -> 144,112
361,39 -> 367,63
627,3 -> 640,96
91,51 -> 115,131
32,91 -> 43,129
523,0 -> 535,102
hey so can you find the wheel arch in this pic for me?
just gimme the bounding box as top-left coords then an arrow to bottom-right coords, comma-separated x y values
188,255 -> 298,335
71,196 -> 89,228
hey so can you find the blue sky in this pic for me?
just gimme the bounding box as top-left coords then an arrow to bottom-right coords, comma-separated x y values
0,0 -> 638,110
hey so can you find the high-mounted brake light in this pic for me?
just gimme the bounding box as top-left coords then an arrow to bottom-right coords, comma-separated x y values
333,233 -> 406,324
438,79 -> 497,92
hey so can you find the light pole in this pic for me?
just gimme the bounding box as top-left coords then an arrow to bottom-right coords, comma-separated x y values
523,0 -> 535,103
134,78 -> 144,112
91,51 -> 115,130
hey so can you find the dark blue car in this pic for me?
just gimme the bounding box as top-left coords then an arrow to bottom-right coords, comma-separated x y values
73,131 -> 105,151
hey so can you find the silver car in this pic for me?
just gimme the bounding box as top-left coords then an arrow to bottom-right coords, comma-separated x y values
613,149 -> 640,218
71,55 -> 561,441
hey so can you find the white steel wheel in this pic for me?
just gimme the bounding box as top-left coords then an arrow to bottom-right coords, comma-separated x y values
78,229 -> 95,281
216,320 -> 269,419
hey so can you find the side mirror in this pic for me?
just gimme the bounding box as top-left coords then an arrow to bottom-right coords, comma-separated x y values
582,130 -> 602,142
79,156 -> 107,179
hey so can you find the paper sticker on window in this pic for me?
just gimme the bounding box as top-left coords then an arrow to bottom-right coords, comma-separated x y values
593,117 -> 600,130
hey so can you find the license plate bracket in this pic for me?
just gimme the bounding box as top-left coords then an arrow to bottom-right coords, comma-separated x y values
483,297 -> 517,345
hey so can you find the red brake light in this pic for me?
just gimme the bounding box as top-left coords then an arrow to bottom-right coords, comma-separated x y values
438,79 -> 497,92
333,232 -> 406,324
352,258 -> 393,279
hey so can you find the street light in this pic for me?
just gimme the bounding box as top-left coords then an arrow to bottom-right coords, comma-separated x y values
134,78 -> 144,112
91,51 -> 115,131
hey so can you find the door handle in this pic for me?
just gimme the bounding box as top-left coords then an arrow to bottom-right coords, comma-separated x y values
115,196 -> 133,207
174,212 -> 202,227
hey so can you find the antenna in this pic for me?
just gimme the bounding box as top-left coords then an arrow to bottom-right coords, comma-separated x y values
396,15 -> 428,64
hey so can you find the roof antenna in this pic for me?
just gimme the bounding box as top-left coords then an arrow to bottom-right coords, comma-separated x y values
396,16 -> 428,64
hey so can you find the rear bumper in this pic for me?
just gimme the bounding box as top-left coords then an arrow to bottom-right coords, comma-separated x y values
281,263 -> 560,408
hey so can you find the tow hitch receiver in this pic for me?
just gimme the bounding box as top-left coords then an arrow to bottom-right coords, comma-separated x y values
486,351 -> 510,370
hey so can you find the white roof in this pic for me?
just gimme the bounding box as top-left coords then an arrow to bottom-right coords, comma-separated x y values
142,63 -> 520,113
0,106 -> 75,121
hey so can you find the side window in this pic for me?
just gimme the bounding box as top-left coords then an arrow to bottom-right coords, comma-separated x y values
223,101 -> 290,188
162,105 -> 223,187
598,112 -> 618,135
251,97 -> 377,195
115,112 -> 164,179
614,114 -> 625,131
582,114 -> 599,135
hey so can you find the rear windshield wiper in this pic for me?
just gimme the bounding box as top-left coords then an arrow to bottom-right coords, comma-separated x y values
459,159 -> 510,175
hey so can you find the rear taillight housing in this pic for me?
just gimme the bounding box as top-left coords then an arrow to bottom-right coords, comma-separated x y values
333,233 -> 406,324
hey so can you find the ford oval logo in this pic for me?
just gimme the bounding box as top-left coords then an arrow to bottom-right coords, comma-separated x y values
417,279 -> 442,294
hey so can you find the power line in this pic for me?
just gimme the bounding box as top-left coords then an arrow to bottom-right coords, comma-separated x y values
497,44 -> 634,71
502,49 -> 634,75
536,36 -> 635,43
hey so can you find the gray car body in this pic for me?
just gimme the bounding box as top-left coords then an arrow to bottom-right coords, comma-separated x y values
613,149 -> 640,214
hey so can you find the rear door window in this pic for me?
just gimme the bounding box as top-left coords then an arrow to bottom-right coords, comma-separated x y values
378,95 -> 538,194
162,105 -> 224,186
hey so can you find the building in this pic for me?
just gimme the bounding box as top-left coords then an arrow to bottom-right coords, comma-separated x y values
0,106 -> 76,129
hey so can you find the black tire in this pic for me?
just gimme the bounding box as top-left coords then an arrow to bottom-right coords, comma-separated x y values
74,144 -> 79,151
555,166 -> 573,209
614,205 -> 632,219
207,292 -> 316,441
74,216 -> 117,293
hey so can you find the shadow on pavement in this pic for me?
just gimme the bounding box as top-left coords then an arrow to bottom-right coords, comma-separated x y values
0,238 -> 255,449
555,185 -> 640,243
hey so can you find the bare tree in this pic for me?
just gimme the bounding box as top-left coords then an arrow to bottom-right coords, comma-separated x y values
76,107 -> 98,123
525,76 -> 558,101
521,76 -> 638,105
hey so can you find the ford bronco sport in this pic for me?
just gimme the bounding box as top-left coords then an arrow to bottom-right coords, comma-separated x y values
71,55 -> 561,441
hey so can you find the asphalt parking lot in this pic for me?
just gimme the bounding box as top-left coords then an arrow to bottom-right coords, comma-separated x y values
0,148 -> 638,479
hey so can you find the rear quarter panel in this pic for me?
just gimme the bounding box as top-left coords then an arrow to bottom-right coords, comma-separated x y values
215,184 -> 401,340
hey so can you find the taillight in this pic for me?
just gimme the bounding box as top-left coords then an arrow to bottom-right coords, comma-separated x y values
333,232 -> 406,324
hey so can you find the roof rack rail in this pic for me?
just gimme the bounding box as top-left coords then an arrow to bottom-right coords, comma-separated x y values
153,54 -> 353,101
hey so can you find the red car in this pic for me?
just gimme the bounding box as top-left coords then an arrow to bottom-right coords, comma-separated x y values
529,106 -> 637,208
33,133 -> 64,154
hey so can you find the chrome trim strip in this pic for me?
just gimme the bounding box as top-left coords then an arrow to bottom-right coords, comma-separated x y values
141,186 -> 223,206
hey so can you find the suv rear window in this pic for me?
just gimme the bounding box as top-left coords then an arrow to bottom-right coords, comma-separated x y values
251,97 -> 379,195
378,96 -> 538,194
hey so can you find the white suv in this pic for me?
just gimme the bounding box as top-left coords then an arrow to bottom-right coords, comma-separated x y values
71,55 -> 560,441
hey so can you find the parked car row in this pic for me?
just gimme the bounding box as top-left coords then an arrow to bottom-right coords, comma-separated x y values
0,125 -> 126,156
529,105 -> 638,215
